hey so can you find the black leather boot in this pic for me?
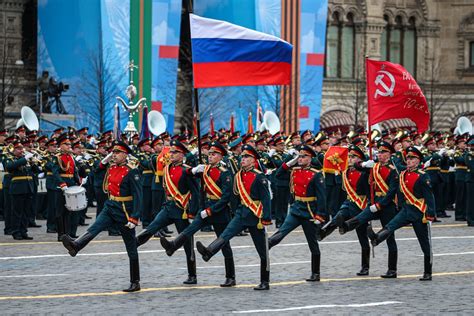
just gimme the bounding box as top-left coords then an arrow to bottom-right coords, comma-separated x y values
340,217 -> 360,235
136,229 -> 154,247
419,255 -> 432,281
220,257 -> 236,287
381,251 -> 398,278
254,258 -> 270,290
123,258 -> 141,292
356,248 -> 370,276
317,218 -> 339,241
268,230 -> 284,249
306,254 -> 320,282
61,231 -> 94,257
196,237 -> 226,262
368,227 -> 391,247
160,234 -> 187,256
183,257 -> 197,284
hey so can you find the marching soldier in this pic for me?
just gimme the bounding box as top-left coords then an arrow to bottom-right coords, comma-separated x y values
196,144 -> 272,290
2,135 -> 16,235
161,141 -> 236,287
318,145 -> 371,276
423,136 -> 444,221
340,141 -> 399,278
62,141 -> 142,292
267,144 -> 327,281
5,140 -> 39,240
135,140 -> 199,285
368,146 -> 435,281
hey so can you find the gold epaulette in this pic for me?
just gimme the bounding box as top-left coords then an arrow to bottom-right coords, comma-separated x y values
253,169 -> 262,174
293,166 -> 302,170
417,170 -> 426,174
183,164 -> 191,169
310,168 -> 321,173
126,162 -> 136,169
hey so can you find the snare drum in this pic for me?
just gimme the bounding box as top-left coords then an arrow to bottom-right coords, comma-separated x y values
38,178 -> 47,193
64,186 -> 88,212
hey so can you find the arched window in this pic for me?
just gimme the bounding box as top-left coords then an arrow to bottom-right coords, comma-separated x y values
325,11 -> 356,79
381,14 -> 417,76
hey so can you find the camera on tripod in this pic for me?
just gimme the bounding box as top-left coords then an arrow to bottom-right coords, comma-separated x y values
37,71 -> 69,114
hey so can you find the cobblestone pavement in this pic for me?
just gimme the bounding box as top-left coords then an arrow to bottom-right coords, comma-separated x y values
1,209 -> 474,315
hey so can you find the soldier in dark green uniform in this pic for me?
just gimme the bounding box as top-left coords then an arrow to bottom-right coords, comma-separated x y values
454,135 -> 468,221
44,138 -> 58,233
196,145 -> 272,290
466,137 -> 474,226
62,141 -> 142,292
6,140 -> 39,240
136,138 -> 154,228
368,146 -> 436,281
423,136 -> 444,220
2,135 -> 16,235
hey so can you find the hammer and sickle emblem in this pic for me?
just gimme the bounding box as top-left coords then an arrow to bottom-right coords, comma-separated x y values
374,70 -> 396,98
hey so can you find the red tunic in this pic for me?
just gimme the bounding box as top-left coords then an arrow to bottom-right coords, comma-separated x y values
108,164 -> 130,196
292,168 -> 315,196
241,170 -> 256,195
204,166 -> 221,195
60,154 -> 75,174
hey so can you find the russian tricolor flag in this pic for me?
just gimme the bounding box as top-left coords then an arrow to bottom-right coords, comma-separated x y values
190,14 -> 293,88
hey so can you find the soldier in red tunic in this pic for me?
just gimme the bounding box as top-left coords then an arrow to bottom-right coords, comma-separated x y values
61,141 -> 143,292
134,140 -> 199,285
196,145 -> 272,290
267,144 -> 327,281
368,146 -> 436,281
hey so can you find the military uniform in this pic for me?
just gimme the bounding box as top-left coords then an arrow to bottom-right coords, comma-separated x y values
161,141 -> 236,287
62,141 -> 143,292
196,145 -> 272,290
369,147 -> 436,281
5,149 -> 39,240
454,149 -> 468,221
268,144 -> 327,281
465,145 -> 474,226
342,141 -> 399,278
135,140 -> 199,284
423,147 -> 444,217
268,145 -> 291,227
2,154 -> 12,235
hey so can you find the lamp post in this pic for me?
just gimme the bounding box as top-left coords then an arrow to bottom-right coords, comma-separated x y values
116,60 -> 147,137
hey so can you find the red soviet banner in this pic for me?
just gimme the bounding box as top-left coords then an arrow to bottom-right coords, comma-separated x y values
366,59 -> 430,132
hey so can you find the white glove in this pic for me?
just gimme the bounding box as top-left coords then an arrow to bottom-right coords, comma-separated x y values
125,222 -> 136,229
424,158 -> 432,168
191,148 -> 198,155
286,155 -> 299,167
192,164 -> 205,175
438,148 -> 447,156
265,169 -> 273,176
447,149 -> 455,156
38,172 -> 45,178
101,153 -> 113,165
314,219 -> 321,225
60,186 -> 68,192
268,149 -> 276,157
369,204 -> 378,213
75,155 -> 84,162
81,177 -> 88,185
0,162 -> 4,171
84,154 -> 92,160
25,153 -> 34,161
200,210 -> 209,219
287,148 -> 298,156
361,160 -> 375,168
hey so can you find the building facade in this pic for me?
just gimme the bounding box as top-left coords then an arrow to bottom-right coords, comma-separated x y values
321,0 -> 474,132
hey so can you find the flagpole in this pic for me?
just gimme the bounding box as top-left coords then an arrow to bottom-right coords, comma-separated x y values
365,56 -> 375,206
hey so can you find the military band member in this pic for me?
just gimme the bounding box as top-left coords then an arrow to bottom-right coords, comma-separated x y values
423,137 -> 444,221
161,141 -> 236,287
267,144 -> 327,281
5,140 -> 39,240
135,140 -> 199,285
196,145 -> 272,290
62,141 -> 142,292
466,137 -> 474,226
454,136 -> 468,221
340,141 -> 399,278
44,138 -> 58,233
368,146 -> 435,281
0,129 -> 6,222
318,145 -> 371,276
2,135 -> 16,235
137,138 -> 154,228
53,134 -> 82,241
